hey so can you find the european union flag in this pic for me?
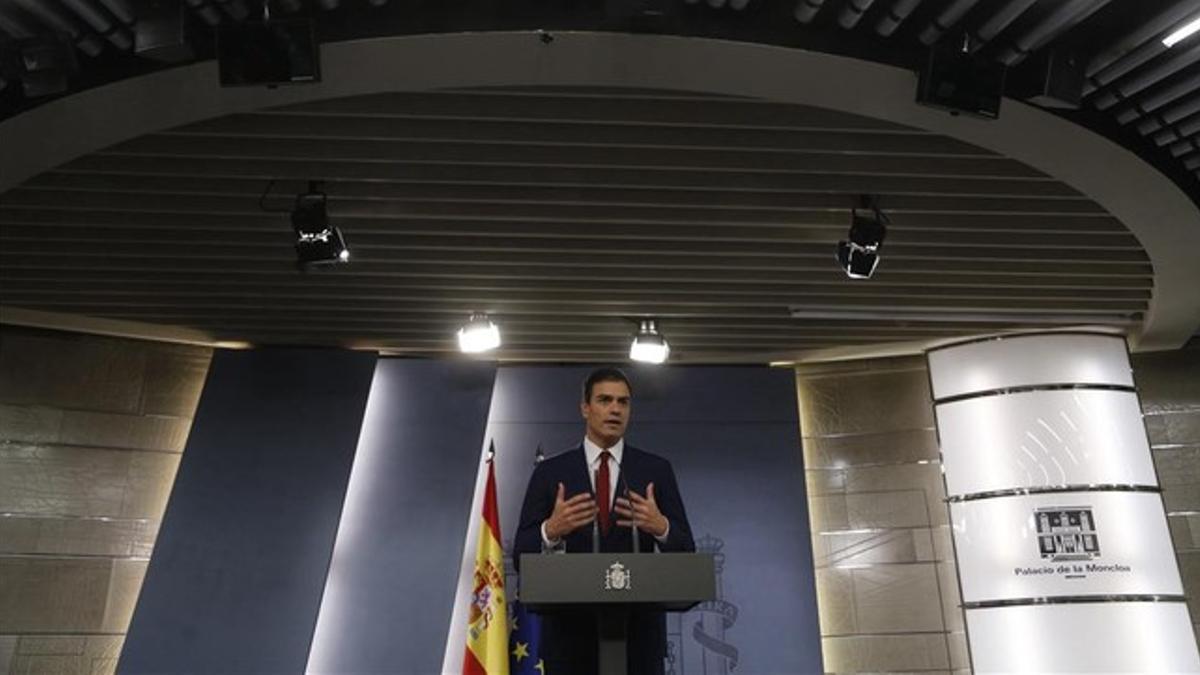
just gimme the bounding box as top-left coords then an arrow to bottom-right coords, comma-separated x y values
508,591 -> 545,675
510,445 -> 547,674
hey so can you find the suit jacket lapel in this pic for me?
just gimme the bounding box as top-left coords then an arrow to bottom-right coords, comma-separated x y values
618,445 -> 641,497
564,446 -> 594,551
568,445 -> 593,500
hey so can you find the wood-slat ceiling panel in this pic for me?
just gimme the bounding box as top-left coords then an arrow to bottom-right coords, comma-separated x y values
0,263 -> 1149,291
0,205 -> 1134,238
166,115 -> 996,155
98,138 -> 1046,180
271,91 -> 921,131
0,87 -> 1150,361
0,218 -> 1144,250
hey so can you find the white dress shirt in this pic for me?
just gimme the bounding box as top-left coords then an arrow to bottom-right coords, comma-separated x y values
583,435 -> 624,502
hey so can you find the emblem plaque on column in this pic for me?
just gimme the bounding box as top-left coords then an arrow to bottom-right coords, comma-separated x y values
1035,507 -> 1100,562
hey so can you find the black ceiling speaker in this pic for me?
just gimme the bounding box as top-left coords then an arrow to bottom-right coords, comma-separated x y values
917,40 -> 1006,119
135,0 -> 196,64
1018,49 -> 1085,109
217,18 -> 320,87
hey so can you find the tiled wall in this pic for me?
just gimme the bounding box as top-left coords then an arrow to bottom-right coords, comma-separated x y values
797,355 -> 968,675
1133,345 -> 1200,645
0,326 -> 211,675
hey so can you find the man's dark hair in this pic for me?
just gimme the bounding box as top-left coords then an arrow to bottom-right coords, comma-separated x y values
582,367 -> 633,402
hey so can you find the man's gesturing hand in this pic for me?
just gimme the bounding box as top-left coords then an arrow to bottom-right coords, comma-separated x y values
543,482 -> 598,541
614,483 -> 669,538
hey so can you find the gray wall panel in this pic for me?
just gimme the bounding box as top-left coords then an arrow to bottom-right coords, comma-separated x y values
119,348 -> 378,675
307,359 -> 497,675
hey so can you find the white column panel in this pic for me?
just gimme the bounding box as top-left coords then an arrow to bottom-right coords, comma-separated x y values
951,491 -> 1181,603
928,333 -> 1132,400
937,389 -> 1156,497
967,602 -> 1200,673
927,332 -> 1197,672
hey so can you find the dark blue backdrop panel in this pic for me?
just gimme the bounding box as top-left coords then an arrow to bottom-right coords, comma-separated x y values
118,348 -> 378,675
488,364 -> 800,424
306,359 -> 497,675
489,365 -> 821,675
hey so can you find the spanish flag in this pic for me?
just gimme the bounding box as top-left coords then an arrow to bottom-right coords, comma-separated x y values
464,455 -> 509,675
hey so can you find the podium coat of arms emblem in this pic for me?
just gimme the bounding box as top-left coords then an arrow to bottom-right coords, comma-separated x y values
604,562 -> 631,590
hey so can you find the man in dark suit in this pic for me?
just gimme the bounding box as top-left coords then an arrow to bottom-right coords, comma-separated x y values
515,367 -> 695,675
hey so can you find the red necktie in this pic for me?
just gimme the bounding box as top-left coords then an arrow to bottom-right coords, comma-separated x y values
596,450 -> 611,535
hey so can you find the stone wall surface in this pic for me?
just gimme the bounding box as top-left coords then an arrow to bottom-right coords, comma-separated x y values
0,326 -> 210,675
796,356 -> 967,675
1133,345 -> 1200,646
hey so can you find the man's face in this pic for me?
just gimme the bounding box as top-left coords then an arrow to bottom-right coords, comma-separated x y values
581,379 -> 631,448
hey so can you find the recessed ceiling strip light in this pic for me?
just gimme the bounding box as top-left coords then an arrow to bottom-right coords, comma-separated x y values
1163,14 -> 1200,47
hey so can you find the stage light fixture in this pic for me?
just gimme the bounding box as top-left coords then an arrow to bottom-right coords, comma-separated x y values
291,182 -> 349,267
630,319 -> 670,364
836,206 -> 887,279
458,314 -> 502,354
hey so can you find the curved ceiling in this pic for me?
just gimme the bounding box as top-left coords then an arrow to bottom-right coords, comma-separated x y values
0,32 -> 1197,362
2,1 -> 1200,196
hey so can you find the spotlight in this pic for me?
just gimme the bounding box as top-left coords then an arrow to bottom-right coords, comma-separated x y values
458,314 -> 501,354
836,206 -> 887,279
291,182 -> 349,267
630,319 -> 670,364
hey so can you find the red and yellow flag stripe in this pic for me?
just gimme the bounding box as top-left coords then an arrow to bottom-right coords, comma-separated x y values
464,459 -> 509,675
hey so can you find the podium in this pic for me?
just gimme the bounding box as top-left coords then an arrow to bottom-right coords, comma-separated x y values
519,553 -> 717,675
